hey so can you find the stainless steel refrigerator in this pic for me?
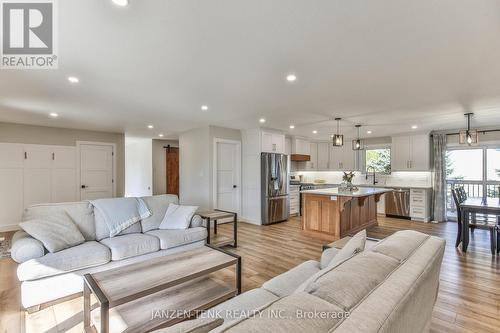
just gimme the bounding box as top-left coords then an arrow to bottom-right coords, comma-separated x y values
261,153 -> 290,225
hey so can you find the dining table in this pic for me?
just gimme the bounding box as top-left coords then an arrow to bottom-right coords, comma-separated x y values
460,197 -> 500,252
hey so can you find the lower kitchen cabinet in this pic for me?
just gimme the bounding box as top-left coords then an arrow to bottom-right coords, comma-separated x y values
290,185 -> 300,216
410,188 -> 431,222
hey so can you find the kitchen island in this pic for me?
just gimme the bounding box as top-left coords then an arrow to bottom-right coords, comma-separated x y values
301,187 -> 392,241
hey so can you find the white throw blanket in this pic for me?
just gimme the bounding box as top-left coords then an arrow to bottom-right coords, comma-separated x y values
91,197 -> 151,237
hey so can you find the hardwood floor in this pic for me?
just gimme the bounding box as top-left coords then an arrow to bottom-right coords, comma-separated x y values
1,216 -> 499,333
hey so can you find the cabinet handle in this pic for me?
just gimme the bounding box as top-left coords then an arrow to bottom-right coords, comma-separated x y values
272,143 -> 276,151
52,153 -> 55,160
24,152 -> 27,159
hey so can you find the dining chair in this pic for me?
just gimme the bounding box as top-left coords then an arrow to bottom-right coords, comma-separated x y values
452,188 -> 497,254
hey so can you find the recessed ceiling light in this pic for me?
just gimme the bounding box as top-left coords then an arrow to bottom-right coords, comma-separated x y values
289,125 -> 295,129
112,0 -> 129,6
259,118 -> 266,123
286,74 -> 297,82
201,105 -> 209,111
67,76 -> 79,83
312,130 -> 318,134
367,130 -> 372,134
49,112 -> 58,118
147,125 -> 154,129
158,134 -> 164,137
411,125 -> 418,129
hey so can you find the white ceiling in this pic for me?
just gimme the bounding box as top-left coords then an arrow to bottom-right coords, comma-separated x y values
2,0 -> 500,140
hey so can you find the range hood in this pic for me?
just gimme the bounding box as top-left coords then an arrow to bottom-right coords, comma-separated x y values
290,154 -> 311,161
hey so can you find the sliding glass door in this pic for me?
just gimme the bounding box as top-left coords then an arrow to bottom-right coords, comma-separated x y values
445,147 -> 500,220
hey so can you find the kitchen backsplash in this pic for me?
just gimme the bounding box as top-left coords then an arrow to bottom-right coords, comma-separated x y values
292,171 -> 432,188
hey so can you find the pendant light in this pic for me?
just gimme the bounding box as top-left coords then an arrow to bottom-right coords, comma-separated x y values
459,113 -> 478,145
332,117 -> 344,147
352,125 -> 364,150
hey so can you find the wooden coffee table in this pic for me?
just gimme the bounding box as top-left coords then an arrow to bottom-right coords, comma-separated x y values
83,245 -> 241,333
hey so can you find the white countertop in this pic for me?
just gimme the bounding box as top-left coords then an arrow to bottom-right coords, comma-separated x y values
300,187 -> 393,197
295,183 -> 432,190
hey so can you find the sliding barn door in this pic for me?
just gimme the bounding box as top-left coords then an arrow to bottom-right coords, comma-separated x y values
166,147 -> 179,196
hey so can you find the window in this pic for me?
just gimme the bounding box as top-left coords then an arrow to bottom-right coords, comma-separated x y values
446,149 -> 483,181
365,148 -> 391,173
445,147 -> 500,220
487,148 -> 500,181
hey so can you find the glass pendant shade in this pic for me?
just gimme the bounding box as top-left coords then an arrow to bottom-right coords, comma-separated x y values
332,118 -> 344,147
352,125 -> 364,150
459,113 -> 479,145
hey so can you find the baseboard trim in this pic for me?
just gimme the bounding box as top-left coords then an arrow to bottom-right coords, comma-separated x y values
0,224 -> 20,232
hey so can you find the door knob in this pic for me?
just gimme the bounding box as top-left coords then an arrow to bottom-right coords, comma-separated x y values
233,185 -> 237,188
81,185 -> 87,189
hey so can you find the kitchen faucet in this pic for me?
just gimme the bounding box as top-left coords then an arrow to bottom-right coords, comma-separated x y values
366,166 -> 378,185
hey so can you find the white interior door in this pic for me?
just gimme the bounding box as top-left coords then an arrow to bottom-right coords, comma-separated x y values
215,141 -> 240,213
80,144 -> 114,200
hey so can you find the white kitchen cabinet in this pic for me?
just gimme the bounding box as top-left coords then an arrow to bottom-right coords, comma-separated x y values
329,145 -> 355,171
284,136 -> 292,155
291,137 -> 310,155
289,185 -> 300,216
410,188 -> 431,222
316,142 -> 330,170
261,131 -> 285,153
391,134 -> 430,171
306,142 -> 318,170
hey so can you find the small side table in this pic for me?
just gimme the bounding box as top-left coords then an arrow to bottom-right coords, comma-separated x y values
198,209 -> 237,248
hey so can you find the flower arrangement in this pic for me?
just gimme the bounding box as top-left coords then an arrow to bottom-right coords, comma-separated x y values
342,171 -> 355,184
340,171 -> 358,192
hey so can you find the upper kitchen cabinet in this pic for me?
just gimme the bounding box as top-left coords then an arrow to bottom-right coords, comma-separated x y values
261,130 -> 285,154
291,137 -> 310,155
329,144 -> 356,171
306,142 -> 318,170
316,142 -> 330,170
391,134 -> 430,171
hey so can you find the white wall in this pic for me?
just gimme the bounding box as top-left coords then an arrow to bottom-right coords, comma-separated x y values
125,137 -> 153,197
179,126 -> 241,211
179,127 -> 211,209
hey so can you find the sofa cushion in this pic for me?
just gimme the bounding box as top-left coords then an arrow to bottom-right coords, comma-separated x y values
372,230 -> 429,262
94,209 -> 143,241
17,241 -> 110,281
100,233 -> 160,260
262,260 -> 320,297
23,201 -> 96,241
146,228 -> 207,249
10,231 -> 45,264
140,194 -> 179,232
209,288 -> 279,325
20,212 -> 85,253
320,248 -> 339,269
216,292 -> 344,333
306,251 -> 399,311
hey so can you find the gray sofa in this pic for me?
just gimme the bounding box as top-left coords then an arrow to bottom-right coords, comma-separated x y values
10,194 -> 207,310
160,230 -> 445,333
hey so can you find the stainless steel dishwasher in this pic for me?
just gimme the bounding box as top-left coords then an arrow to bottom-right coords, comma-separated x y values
385,188 -> 411,219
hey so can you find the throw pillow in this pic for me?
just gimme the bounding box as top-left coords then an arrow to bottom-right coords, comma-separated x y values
320,247 -> 340,269
159,203 -> 198,230
19,212 -> 85,253
327,229 -> 366,267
